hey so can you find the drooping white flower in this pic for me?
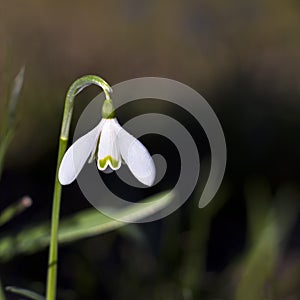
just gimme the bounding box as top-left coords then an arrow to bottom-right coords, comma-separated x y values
58,117 -> 156,187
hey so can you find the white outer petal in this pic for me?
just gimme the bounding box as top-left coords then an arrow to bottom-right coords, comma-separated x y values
97,119 -> 121,170
113,119 -> 156,186
58,120 -> 104,185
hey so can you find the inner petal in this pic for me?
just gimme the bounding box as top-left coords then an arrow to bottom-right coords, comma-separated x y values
97,120 -> 121,171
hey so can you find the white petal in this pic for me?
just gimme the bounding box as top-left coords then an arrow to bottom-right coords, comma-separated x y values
113,120 -> 156,186
97,119 -> 121,170
58,120 -> 104,185
88,132 -> 100,163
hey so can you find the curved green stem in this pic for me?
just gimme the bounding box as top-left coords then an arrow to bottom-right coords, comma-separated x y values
46,75 -> 112,300
60,75 -> 112,140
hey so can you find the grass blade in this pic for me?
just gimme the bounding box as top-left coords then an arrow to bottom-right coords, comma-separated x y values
6,286 -> 45,300
235,182 -> 300,300
0,280 -> 5,300
0,191 -> 174,262
0,66 -> 25,178
0,196 -> 32,227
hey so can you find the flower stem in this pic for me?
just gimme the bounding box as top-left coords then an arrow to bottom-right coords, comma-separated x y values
46,75 -> 112,300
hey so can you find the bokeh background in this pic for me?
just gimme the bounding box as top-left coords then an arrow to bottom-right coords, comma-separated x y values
1,0 -> 300,299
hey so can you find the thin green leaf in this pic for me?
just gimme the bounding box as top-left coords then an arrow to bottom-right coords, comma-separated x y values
0,66 -> 25,178
0,191 -> 174,262
0,196 -> 32,227
0,280 -> 6,300
6,286 -> 45,300
8,66 -> 25,122
235,183 -> 300,300
0,128 -> 14,179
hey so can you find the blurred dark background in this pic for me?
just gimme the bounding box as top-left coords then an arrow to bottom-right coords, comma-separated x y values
1,0 -> 300,299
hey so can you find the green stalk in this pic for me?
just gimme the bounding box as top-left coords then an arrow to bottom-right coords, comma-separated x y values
0,279 -> 6,300
46,75 -> 112,300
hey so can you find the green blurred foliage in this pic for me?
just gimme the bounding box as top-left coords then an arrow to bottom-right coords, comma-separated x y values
0,191 -> 173,262
1,0 -> 300,168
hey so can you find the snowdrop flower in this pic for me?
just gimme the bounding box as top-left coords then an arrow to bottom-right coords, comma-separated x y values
58,99 -> 155,186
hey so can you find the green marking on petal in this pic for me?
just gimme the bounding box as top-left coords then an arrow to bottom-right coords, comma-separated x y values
99,156 -> 120,169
